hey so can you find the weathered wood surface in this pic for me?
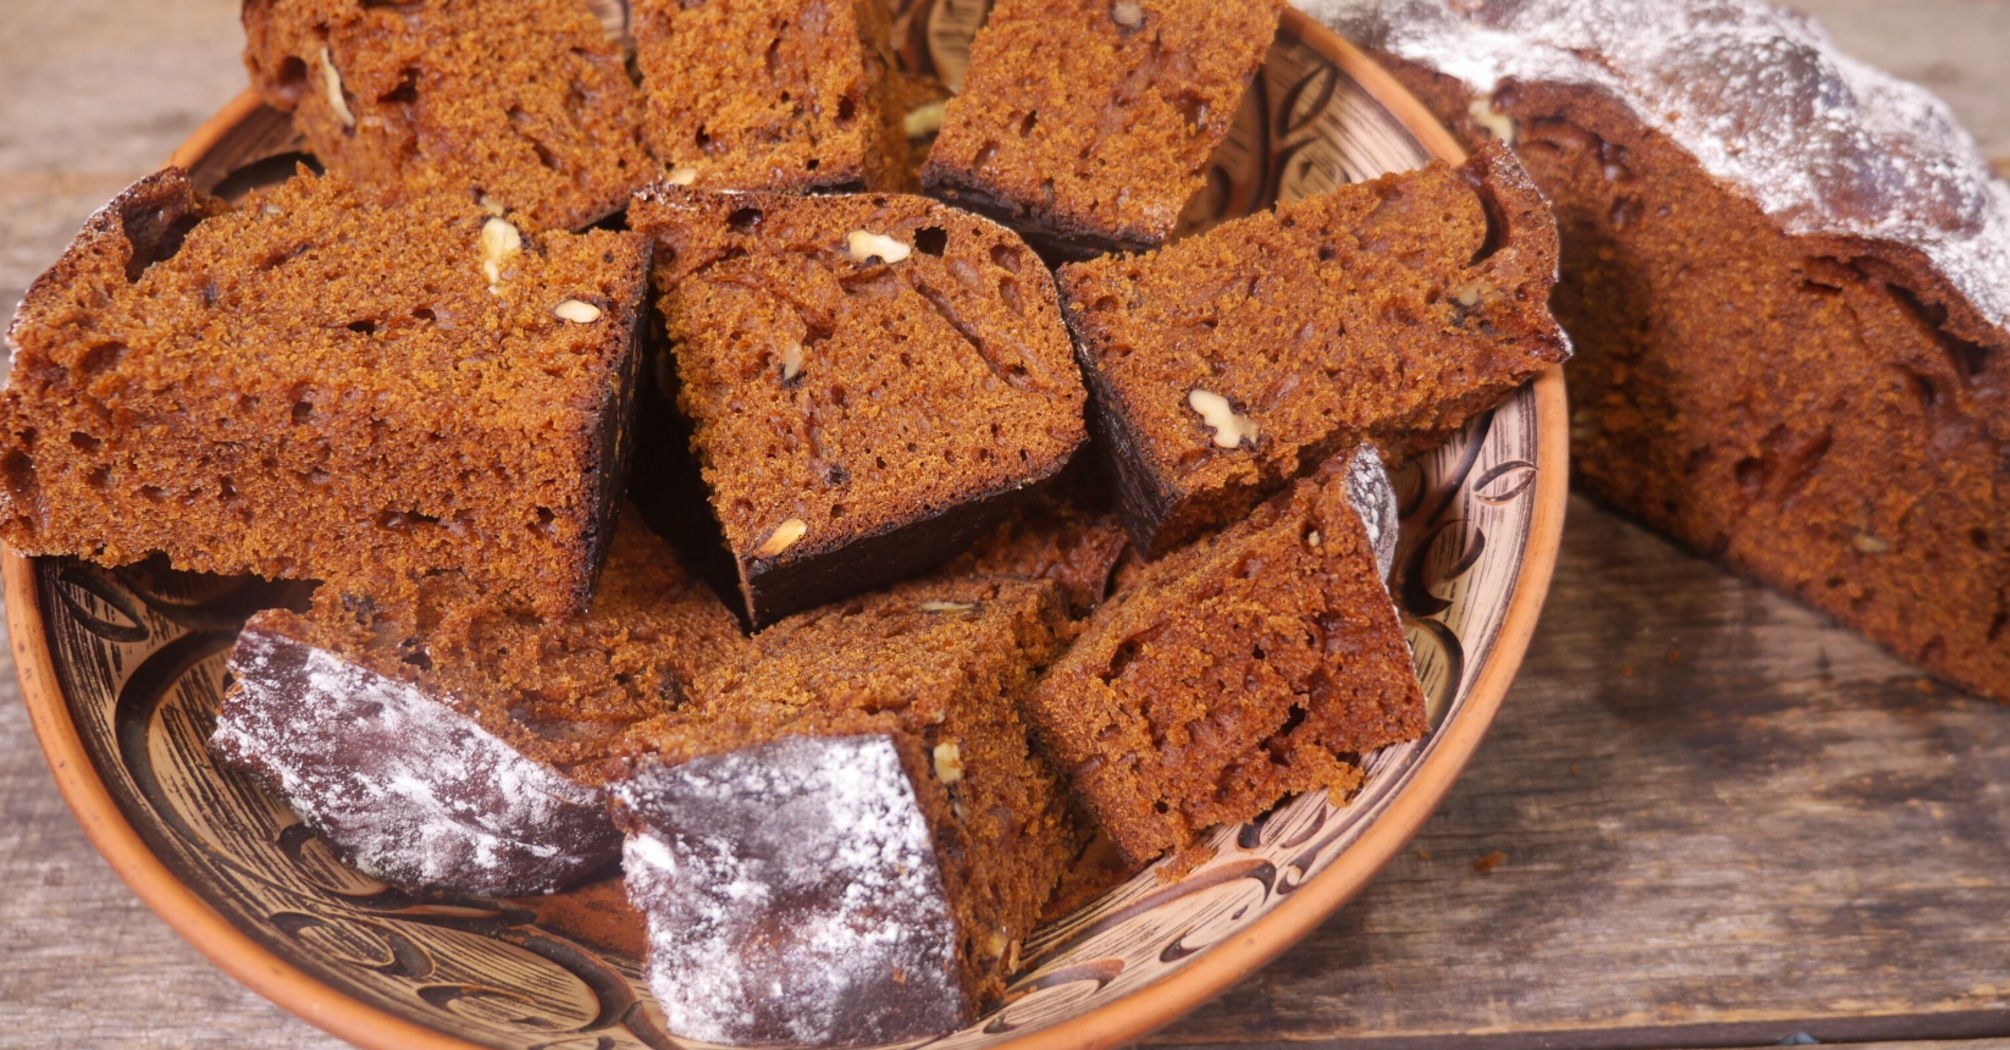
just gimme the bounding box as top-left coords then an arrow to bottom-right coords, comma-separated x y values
3,1 -> 2010,1049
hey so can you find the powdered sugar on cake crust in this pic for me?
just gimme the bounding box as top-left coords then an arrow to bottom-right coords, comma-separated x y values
612,734 -> 964,1046
1342,446 -> 1399,583
212,627 -> 620,896
1312,0 -> 2010,328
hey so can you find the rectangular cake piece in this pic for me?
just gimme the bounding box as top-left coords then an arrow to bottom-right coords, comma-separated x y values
212,508 -> 745,897
921,0 -> 1284,259
633,0 -> 906,192
242,0 -> 652,231
1026,453 -> 1427,867
1058,143 -> 1570,555
608,576 -> 1076,1046
630,186 -> 1088,627
0,167 -> 646,618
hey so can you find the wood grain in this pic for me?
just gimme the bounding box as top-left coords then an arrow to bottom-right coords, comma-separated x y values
3,1 -> 2010,1049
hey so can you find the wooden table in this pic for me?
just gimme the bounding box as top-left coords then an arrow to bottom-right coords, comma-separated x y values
2,2 -> 2007,1048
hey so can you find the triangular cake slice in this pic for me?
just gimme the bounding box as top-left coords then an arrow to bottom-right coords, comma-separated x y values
1026,451 -> 1426,867
1058,143 -> 1569,555
629,186 -> 1087,627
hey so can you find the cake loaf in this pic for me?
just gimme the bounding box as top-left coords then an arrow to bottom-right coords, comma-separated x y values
1027,450 -> 1426,867
630,186 -> 1088,627
922,0 -> 1284,260
609,576 -> 1075,1045
633,0 -> 907,192
242,0 -> 652,231
211,509 -> 744,896
0,167 -> 647,618
1059,144 -> 1568,555
1324,0 -> 2010,700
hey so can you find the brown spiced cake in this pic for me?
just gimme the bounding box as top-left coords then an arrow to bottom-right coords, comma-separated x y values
940,487 -> 1131,618
0,167 -> 647,619
1059,143 -> 1569,555
632,0 -> 907,193
607,576 -> 1076,1045
1323,0 -> 2010,700
921,0 -> 1284,260
630,185 -> 1088,627
211,508 -> 745,896
241,0 -> 652,231
1027,451 -> 1426,867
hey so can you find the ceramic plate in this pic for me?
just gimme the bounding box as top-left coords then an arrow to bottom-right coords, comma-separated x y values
6,7 -> 1568,1049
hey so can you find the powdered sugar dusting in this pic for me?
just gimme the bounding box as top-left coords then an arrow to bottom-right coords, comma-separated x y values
613,734 -> 965,1046
1341,446 -> 1399,583
1312,0 -> 2010,327
211,627 -> 620,896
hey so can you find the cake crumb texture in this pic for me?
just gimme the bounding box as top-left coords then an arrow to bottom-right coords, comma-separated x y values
634,0 -> 908,193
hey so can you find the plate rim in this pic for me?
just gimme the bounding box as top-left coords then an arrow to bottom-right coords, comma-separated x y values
2,13 -> 1569,1050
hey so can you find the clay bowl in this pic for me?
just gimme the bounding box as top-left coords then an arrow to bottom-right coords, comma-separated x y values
6,7 -> 1567,1050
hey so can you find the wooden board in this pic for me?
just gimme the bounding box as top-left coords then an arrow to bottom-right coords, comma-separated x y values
4,1 -> 2010,1048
